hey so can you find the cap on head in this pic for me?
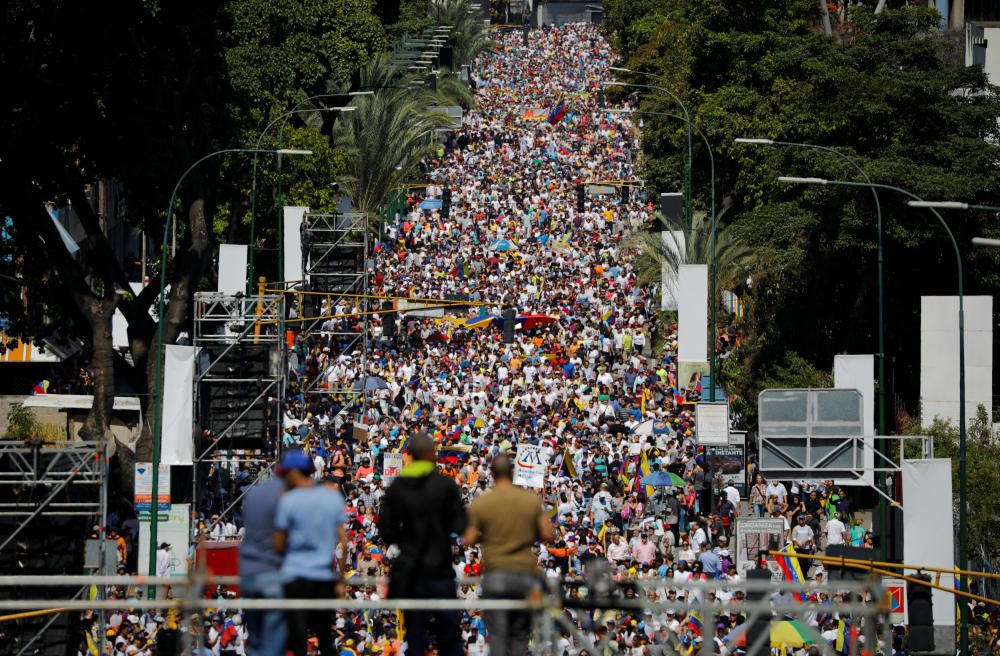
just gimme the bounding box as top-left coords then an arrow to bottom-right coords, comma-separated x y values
279,449 -> 314,474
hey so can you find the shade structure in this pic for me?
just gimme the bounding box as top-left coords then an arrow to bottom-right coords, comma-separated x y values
352,376 -> 389,391
463,314 -> 500,329
515,313 -> 558,330
488,238 -> 517,251
418,198 -> 443,210
724,620 -> 815,648
640,471 -> 686,488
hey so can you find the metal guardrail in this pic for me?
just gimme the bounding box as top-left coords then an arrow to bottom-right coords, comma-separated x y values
0,573 -> 890,656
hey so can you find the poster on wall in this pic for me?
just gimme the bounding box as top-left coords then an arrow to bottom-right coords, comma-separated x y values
707,445 -> 747,494
513,444 -> 549,489
734,517 -> 786,577
134,462 -> 171,514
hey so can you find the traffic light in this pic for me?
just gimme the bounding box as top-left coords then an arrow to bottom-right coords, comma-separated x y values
907,574 -> 934,651
575,185 -> 585,212
442,187 -> 452,218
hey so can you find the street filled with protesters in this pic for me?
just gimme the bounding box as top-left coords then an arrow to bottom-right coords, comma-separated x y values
81,22 -> 899,656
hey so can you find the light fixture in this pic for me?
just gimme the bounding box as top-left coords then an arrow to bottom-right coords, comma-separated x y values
907,200 -> 969,210
777,176 -> 828,185
733,138 -> 775,145
275,149 -> 314,156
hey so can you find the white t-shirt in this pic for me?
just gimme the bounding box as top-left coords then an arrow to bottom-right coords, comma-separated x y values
825,517 -> 847,546
723,485 -> 740,506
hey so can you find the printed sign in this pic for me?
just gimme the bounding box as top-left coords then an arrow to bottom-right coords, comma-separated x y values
883,577 -> 907,624
696,402 -> 730,445
707,445 -> 747,494
383,453 -> 404,485
735,517 -> 786,577
134,462 -> 171,513
513,444 -> 549,489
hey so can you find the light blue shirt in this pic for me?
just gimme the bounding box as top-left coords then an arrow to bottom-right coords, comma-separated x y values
274,485 -> 346,582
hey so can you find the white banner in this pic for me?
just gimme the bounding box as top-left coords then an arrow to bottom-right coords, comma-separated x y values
282,206 -> 309,283
513,444 -> 549,489
833,354 -> 875,486
139,504 -> 190,577
696,402 -> 729,446
383,453 -> 403,485
218,244 -> 249,294
161,345 -> 195,465
677,264 -> 708,363
660,230 -> 685,311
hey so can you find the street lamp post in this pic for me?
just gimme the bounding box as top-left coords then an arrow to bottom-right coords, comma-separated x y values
629,111 -> 721,402
605,72 -> 694,230
248,97 -> 367,290
781,177 -> 968,655
149,147 -> 312,595
737,138 -> 890,561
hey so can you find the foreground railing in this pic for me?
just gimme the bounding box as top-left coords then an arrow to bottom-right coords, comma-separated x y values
0,573 -> 889,656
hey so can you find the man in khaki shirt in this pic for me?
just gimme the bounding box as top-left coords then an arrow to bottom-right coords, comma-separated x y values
463,454 -> 553,656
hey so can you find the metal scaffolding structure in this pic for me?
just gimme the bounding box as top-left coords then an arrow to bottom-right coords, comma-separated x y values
192,291 -> 285,518
0,440 -> 107,553
297,211 -> 370,408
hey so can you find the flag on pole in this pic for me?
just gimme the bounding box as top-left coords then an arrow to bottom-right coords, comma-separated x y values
502,110 -> 515,125
562,447 -> 578,478
775,542 -> 807,602
547,98 -> 567,125
640,448 -> 653,497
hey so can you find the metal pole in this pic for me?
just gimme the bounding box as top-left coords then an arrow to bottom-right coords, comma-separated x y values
742,139 -> 888,558
149,148 -> 300,595
605,77 -> 693,227
817,179 -> 967,654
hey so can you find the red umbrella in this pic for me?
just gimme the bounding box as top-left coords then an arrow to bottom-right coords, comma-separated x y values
516,314 -> 558,330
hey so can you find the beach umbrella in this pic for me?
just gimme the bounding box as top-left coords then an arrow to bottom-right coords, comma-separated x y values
515,313 -> 557,330
352,376 -> 389,392
632,419 -> 654,436
418,198 -> 442,210
640,471 -> 686,488
463,314 -> 500,330
724,620 -> 815,648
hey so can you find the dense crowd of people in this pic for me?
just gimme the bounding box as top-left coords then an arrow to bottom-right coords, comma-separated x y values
81,21 -> 900,656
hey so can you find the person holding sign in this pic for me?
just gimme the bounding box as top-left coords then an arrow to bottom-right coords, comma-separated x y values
464,454 -> 553,656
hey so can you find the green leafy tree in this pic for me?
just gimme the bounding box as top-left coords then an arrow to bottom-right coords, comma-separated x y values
334,54 -> 454,218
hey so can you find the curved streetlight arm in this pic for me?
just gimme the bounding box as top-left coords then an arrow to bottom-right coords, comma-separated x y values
738,138 -> 889,545
782,176 -> 967,653
149,147 -> 310,592
633,110 -> 723,402
604,79 -> 693,229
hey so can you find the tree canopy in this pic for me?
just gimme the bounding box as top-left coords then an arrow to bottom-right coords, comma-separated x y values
604,1 -> 1000,428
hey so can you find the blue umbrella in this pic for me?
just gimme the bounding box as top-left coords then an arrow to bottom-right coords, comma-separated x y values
418,198 -> 443,210
488,238 -> 517,251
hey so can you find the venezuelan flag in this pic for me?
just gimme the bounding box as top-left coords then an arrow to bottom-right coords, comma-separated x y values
776,542 -> 807,602
502,110 -> 515,125
547,98 -> 566,125
640,449 -> 653,497
562,448 -> 578,478
687,613 -> 702,635
557,142 -> 573,156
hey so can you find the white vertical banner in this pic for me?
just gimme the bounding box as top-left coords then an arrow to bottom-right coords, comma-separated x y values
282,206 -> 309,283
920,296 -> 993,430
161,344 -> 195,465
660,230 -> 686,311
833,354 -> 875,486
218,244 -> 249,294
902,459 -> 955,628
678,264 -> 708,363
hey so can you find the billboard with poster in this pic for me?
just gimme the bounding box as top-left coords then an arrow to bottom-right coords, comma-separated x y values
707,445 -> 746,495
735,517 -> 786,578
678,361 -> 708,393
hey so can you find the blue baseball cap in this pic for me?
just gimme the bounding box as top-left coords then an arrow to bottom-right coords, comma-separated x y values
278,450 -> 314,474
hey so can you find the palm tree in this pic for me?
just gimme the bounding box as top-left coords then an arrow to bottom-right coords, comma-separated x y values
430,0 -> 495,68
333,54 -> 454,218
625,209 -> 753,301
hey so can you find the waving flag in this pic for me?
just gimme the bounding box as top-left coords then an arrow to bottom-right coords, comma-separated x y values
547,98 -> 567,125
502,110 -> 515,125
557,142 -> 573,156
776,542 -> 807,602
